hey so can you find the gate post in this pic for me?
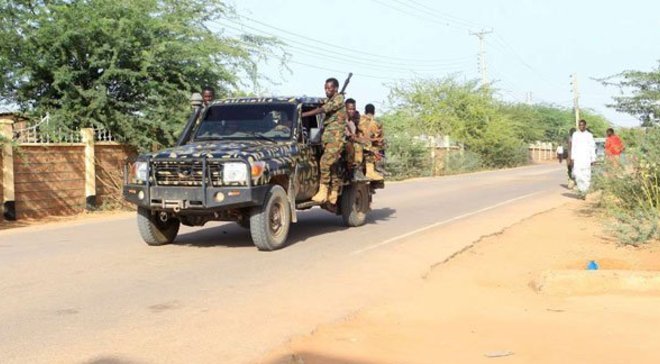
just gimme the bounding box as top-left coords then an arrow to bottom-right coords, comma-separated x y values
81,128 -> 96,210
1,119 -> 15,220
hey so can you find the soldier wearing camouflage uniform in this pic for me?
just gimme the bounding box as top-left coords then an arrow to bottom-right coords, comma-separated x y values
301,78 -> 347,204
345,98 -> 367,182
359,103 -> 384,181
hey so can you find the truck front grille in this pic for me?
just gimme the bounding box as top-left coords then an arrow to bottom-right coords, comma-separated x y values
153,161 -> 205,186
153,161 -> 225,187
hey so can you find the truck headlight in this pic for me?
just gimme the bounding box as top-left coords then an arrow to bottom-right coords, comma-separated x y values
223,162 -> 248,184
129,161 -> 149,184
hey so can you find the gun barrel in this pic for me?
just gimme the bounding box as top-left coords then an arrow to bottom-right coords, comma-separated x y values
340,72 -> 353,94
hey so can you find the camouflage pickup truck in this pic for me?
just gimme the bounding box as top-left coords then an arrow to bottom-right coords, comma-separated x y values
124,95 -> 384,251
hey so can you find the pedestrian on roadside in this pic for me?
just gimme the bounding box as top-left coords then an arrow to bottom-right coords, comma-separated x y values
571,120 -> 596,199
605,128 -> 624,164
556,144 -> 564,164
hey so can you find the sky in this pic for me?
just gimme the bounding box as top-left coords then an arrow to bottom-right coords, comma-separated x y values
219,0 -> 660,128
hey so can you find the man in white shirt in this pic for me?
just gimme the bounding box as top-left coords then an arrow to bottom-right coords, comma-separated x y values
556,145 -> 564,163
571,119 -> 596,198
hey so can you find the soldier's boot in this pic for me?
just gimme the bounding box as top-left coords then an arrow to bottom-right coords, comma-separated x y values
312,184 -> 329,203
353,166 -> 368,182
354,146 -> 364,165
366,163 -> 384,181
328,188 -> 339,205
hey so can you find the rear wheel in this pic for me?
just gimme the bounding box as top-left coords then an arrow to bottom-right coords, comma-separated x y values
137,207 -> 180,246
249,185 -> 291,251
341,183 -> 369,227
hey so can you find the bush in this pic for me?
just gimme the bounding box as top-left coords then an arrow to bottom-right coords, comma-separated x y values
384,134 -> 432,180
466,117 -> 530,168
596,127 -> 660,245
441,150 -> 483,175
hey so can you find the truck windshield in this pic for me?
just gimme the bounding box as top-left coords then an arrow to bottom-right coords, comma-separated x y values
194,103 -> 296,141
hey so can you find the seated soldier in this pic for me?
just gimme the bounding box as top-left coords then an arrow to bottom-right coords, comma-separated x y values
268,111 -> 292,135
359,103 -> 384,181
345,98 -> 367,181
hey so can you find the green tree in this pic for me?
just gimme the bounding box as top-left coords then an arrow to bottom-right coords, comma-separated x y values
599,61 -> 660,126
387,77 -> 492,138
498,103 -> 609,145
386,77 -> 529,168
0,0 -> 282,149
383,76 -> 612,171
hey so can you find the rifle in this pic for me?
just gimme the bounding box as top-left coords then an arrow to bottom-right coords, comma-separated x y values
339,72 -> 353,95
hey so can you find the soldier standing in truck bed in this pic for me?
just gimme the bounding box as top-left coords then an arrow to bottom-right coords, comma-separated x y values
301,77 -> 347,204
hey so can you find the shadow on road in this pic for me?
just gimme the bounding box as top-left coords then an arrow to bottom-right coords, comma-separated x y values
266,352 -> 378,364
174,207 -> 396,249
174,222 -> 254,248
83,356 -> 147,364
562,192 -> 583,200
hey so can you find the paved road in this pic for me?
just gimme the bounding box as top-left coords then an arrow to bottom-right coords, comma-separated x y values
0,164 -> 566,364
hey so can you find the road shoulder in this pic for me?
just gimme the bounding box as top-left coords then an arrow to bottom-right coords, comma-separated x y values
262,199 -> 660,364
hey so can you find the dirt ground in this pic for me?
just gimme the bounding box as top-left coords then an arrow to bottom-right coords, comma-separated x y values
262,200 -> 660,364
0,209 -> 132,231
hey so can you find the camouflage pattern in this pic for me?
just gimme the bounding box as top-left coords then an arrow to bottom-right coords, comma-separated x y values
146,137 -> 319,201
319,127 -> 345,186
128,96 -> 361,207
358,114 -> 382,162
321,93 -> 347,132
319,93 -> 347,186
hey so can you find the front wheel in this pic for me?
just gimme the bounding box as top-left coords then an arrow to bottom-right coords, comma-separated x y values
137,207 -> 180,246
249,185 -> 291,251
341,183 -> 370,227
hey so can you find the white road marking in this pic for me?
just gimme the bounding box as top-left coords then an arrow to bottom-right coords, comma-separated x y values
350,191 -> 544,255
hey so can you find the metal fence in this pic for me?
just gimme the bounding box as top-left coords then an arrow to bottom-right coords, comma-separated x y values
12,114 -> 118,144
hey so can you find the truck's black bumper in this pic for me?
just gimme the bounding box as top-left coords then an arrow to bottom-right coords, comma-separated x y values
123,184 -> 270,211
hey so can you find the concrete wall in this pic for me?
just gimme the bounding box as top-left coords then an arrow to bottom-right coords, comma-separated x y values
432,146 -> 461,175
95,144 -> 136,206
0,149 -> 3,206
529,147 -> 556,163
14,145 -> 86,219
1,123 -> 136,221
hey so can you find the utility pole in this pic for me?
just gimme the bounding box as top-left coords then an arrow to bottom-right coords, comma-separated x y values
470,29 -> 493,89
571,73 -> 580,128
526,91 -> 533,105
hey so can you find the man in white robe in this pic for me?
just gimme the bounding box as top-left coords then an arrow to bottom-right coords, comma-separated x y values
571,119 -> 596,197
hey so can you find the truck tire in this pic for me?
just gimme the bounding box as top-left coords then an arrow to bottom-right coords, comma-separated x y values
341,183 -> 369,227
137,207 -> 180,246
249,185 -> 291,251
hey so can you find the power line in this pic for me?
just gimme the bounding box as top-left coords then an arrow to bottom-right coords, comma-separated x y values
220,23 -> 472,80
399,0 -> 484,28
225,28 -> 470,77
368,0 -> 472,31
287,60 -> 399,81
490,34 -> 565,89
229,15 -> 469,65
392,0 -> 482,29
